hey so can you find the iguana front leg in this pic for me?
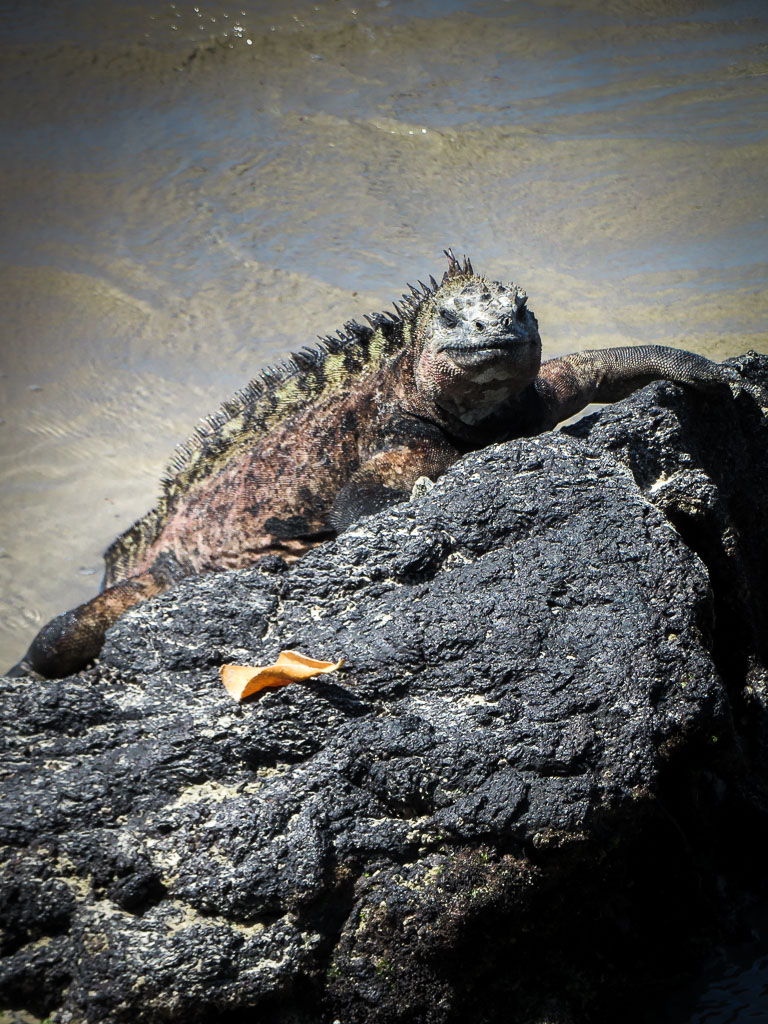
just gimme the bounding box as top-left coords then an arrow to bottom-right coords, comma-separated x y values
534,345 -> 765,427
331,442 -> 460,533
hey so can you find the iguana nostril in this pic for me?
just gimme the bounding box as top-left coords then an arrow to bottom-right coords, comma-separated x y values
475,321 -> 485,331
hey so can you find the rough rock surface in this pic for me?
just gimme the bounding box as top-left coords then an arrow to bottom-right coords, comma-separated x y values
1,354 -> 767,1024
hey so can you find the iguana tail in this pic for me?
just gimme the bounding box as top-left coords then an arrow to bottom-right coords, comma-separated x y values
7,564 -> 176,679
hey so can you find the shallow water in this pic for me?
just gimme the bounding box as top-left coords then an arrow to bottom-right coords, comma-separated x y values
0,0 -> 767,1010
1,0 -> 766,663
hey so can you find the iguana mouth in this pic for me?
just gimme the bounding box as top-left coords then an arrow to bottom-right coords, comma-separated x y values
441,341 -> 512,353
440,336 -> 531,368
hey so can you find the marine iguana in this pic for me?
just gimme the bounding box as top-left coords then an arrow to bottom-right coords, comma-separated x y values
9,251 -> 762,678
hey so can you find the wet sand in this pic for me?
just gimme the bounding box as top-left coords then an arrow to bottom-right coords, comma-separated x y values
1,0 -> 766,669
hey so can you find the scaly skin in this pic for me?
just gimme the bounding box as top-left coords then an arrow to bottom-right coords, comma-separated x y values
9,251 -> 764,678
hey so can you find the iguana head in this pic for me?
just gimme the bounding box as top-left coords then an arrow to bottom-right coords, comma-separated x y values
412,252 -> 541,426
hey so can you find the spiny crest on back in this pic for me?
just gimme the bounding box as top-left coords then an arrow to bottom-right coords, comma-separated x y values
162,249 -> 478,498
103,251 -> 478,579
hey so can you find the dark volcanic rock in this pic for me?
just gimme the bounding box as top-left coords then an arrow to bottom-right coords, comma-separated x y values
565,352 -> 768,780
1,355 -> 767,1024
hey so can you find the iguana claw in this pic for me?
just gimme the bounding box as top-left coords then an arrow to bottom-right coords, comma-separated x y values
410,476 -> 435,500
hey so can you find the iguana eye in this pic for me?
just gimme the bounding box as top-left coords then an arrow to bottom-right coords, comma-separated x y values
439,308 -> 459,328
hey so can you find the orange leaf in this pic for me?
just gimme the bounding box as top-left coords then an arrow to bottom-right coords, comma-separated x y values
220,649 -> 344,701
